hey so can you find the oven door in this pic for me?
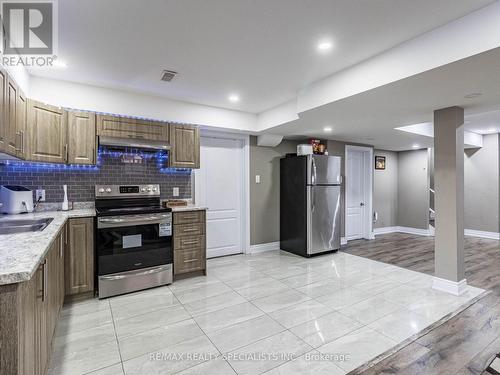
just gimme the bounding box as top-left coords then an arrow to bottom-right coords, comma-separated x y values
97,213 -> 172,275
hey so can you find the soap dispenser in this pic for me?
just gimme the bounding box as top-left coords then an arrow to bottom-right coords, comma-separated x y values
62,185 -> 69,211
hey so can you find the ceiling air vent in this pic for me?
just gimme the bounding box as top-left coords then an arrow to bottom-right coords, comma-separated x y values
160,70 -> 178,82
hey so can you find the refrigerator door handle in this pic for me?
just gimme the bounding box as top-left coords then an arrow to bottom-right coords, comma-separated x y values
311,156 -> 317,185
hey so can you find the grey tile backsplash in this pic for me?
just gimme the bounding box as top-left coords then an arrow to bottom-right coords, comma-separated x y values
0,148 -> 192,203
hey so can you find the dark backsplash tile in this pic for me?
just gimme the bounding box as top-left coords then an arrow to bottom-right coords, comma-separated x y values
0,149 -> 191,202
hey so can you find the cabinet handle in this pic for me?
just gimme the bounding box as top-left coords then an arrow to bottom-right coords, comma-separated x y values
182,240 -> 199,245
20,131 -> 24,154
184,259 -> 199,263
182,228 -> 199,232
15,131 -> 21,152
37,260 -> 47,301
64,144 -> 69,162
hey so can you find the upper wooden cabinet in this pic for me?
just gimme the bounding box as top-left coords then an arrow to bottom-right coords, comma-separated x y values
5,75 -> 19,156
26,100 -> 68,164
169,124 -> 200,168
96,114 -> 169,142
68,111 -> 96,165
16,90 -> 27,159
0,66 -> 7,153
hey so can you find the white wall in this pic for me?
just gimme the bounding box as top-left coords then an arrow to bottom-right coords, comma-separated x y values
29,76 -> 257,131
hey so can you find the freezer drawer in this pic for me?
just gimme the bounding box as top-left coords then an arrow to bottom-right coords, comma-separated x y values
307,185 -> 341,254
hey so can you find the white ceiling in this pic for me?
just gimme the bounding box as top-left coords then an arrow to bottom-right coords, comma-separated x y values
267,47 -> 500,151
30,0 -> 493,113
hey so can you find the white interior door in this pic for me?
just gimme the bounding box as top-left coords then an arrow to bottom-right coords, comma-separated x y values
195,136 -> 243,258
346,150 -> 366,240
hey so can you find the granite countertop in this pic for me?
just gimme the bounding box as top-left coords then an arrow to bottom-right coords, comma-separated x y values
0,209 -> 95,285
170,205 -> 207,212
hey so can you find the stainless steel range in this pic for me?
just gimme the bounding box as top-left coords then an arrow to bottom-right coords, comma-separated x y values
95,184 -> 173,298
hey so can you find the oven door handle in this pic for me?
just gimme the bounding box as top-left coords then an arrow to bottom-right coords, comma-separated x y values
99,265 -> 172,280
98,216 -> 171,228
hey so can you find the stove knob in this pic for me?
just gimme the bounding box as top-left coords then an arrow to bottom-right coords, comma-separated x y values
98,188 -> 105,193
105,188 -> 112,193
141,188 -> 146,192
147,187 -> 152,192
152,187 -> 158,192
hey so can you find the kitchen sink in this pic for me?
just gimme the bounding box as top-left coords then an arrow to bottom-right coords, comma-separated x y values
0,218 -> 54,235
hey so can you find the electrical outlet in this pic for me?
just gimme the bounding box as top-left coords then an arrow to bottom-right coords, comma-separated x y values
36,189 -> 46,202
255,175 -> 261,184
173,187 -> 179,197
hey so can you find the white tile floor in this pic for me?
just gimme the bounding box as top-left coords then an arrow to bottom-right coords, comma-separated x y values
49,250 -> 484,375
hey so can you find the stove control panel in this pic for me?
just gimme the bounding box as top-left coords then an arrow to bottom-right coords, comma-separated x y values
95,184 -> 161,198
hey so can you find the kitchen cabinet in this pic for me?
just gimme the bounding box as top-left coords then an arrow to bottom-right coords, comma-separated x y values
0,230 -> 64,375
65,217 -> 94,296
169,124 -> 200,168
5,75 -> 19,156
0,65 -> 8,153
26,99 -> 68,164
96,114 -> 169,142
173,210 -> 206,276
16,90 -> 27,159
67,110 -> 96,165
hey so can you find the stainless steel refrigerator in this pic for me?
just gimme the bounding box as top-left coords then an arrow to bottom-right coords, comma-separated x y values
280,155 -> 342,257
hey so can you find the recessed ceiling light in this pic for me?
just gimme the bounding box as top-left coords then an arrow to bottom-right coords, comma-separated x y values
464,92 -> 482,99
228,94 -> 240,103
53,60 -> 67,68
323,126 -> 332,132
317,40 -> 333,52
412,144 -> 420,149
488,128 -> 496,132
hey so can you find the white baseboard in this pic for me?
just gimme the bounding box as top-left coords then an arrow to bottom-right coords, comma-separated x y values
249,241 -> 280,254
373,226 -> 432,236
374,226 -> 500,240
432,277 -> 468,296
341,237 -> 347,246
373,226 -> 399,235
464,229 -> 500,240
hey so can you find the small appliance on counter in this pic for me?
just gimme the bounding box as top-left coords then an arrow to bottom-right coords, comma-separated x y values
0,186 -> 34,214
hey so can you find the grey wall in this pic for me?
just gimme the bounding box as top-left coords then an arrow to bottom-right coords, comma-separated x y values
250,136 -> 301,245
464,134 -> 500,232
373,150 -> 398,229
397,149 -> 430,229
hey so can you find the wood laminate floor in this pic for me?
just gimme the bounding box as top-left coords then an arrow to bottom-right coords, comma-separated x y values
343,233 -> 500,375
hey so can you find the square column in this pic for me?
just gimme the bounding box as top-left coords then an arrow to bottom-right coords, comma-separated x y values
433,106 -> 466,295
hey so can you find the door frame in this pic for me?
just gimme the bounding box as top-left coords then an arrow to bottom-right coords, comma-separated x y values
345,145 -> 374,241
193,129 -> 250,255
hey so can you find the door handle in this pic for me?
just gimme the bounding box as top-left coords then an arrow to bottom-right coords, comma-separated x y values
360,202 -> 365,207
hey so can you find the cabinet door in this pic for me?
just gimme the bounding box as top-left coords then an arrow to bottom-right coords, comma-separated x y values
65,218 -> 94,296
169,124 -> 200,168
96,114 -> 169,141
35,261 -> 48,375
26,99 -> 68,163
0,66 -> 7,153
16,90 -> 27,159
5,75 -> 18,156
18,277 -> 36,375
68,111 -> 96,165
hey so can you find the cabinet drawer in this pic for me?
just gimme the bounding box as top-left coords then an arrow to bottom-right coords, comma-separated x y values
174,235 -> 205,251
174,248 -> 205,274
173,210 -> 205,225
174,223 -> 205,237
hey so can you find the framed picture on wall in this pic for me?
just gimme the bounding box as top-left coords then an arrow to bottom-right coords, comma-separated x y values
375,156 -> 386,170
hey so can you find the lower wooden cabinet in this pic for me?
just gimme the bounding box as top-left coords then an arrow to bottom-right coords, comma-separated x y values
65,217 -> 94,296
0,217 -> 94,375
173,210 -> 206,277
